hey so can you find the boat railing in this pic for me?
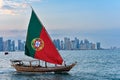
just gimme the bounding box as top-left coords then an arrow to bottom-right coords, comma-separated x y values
10,59 -> 42,67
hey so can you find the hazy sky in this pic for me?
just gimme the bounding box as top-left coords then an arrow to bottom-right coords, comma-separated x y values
0,0 -> 120,48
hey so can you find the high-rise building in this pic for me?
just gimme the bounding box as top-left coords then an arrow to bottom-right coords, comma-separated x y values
7,40 -> 11,51
18,40 -> 25,51
79,40 -> 84,49
53,39 -> 60,50
64,37 -> 71,50
84,39 -> 89,49
74,37 -> 79,49
60,40 -> 64,50
18,40 -> 21,51
71,40 -> 76,50
3,40 -> 11,51
91,43 -> 95,50
11,40 -> 15,51
0,37 -> 3,51
97,42 -> 101,50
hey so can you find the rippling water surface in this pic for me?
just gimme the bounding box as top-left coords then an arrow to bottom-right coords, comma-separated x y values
0,50 -> 120,80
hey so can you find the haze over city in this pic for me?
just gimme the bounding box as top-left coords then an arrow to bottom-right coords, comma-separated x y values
0,0 -> 120,48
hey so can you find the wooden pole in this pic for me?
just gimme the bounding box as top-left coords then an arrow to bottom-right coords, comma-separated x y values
45,62 -> 47,68
38,60 -> 40,67
64,61 -> 66,67
55,64 -> 57,67
30,61 -> 32,67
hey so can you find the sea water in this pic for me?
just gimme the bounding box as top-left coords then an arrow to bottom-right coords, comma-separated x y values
0,50 -> 120,80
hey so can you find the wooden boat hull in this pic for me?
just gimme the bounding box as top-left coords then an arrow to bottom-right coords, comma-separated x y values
11,62 -> 76,73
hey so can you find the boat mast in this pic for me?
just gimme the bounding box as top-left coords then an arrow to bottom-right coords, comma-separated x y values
45,62 -> 47,68
64,61 -> 66,67
39,60 -> 40,66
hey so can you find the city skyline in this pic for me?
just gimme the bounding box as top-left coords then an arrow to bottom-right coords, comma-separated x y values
0,35 -> 119,51
0,29 -> 119,48
0,0 -> 120,48
0,36 -> 103,51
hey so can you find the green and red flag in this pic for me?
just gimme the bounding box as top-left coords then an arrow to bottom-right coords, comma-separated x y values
25,9 -> 63,65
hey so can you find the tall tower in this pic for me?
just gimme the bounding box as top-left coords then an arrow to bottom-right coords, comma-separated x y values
11,40 -> 15,51
64,37 -> 71,50
0,37 -> 3,51
18,40 -> 21,51
60,40 -> 64,50
97,42 -> 101,50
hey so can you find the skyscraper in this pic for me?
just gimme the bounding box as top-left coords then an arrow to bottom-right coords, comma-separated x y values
74,37 -> 79,49
18,40 -> 25,51
18,40 -> 21,51
3,40 -> 11,51
64,37 -> 71,50
53,39 -> 60,50
97,42 -> 101,50
0,37 -> 3,51
60,40 -> 64,50
11,40 -> 15,51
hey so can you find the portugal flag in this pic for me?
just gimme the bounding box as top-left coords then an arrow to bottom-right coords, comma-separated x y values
25,9 -> 63,65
